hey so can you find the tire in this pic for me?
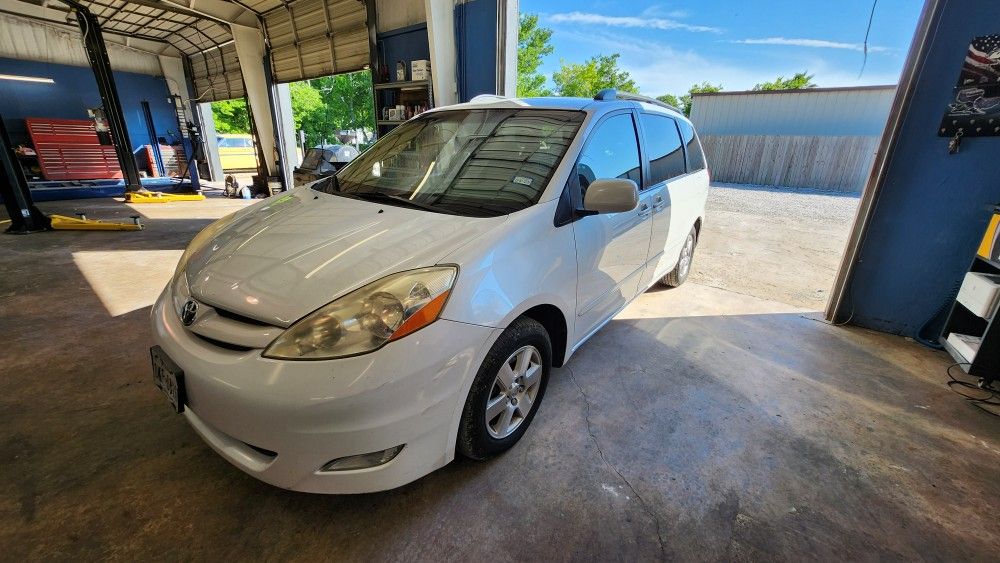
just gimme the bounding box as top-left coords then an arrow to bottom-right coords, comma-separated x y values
457,317 -> 552,461
661,225 -> 697,288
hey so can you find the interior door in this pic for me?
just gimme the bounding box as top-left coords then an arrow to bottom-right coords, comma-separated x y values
572,112 -> 652,342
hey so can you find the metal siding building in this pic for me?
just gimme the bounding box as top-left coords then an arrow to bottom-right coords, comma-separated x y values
690,85 -> 896,192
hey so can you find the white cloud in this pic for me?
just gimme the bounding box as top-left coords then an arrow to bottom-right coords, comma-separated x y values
547,11 -> 722,34
640,5 -> 690,19
732,37 -> 888,53
546,31 -> 899,96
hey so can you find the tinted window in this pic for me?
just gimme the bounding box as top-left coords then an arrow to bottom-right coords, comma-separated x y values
319,109 -> 584,217
576,113 -> 641,196
641,114 -> 686,184
677,120 -> 705,171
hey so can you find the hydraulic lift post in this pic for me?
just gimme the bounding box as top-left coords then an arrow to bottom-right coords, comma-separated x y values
61,0 -> 143,193
0,115 -> 48,233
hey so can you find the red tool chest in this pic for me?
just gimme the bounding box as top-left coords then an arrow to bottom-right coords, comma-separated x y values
25,118 -> 123,181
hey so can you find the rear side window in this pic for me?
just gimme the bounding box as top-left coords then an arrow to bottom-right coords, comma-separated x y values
575,113 -> 641,196
677,120 -> 706,171
641,114 -> 686,184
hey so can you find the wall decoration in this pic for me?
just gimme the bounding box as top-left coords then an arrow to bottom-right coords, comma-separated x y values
939,34 -> 1000,137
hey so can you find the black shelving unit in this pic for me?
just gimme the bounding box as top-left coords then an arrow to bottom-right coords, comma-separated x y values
373,78 -> 433,136
940,251 -> 1000,387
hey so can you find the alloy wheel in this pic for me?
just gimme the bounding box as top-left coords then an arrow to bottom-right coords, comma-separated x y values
485,345 -> 542,439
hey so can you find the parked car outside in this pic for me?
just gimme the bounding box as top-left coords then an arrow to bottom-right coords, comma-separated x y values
293,144 -> 360,186
150,91 -> 709,493
217,133 -> 257,170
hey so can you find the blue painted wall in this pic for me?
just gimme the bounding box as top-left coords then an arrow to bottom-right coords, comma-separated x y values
455,0 -> 497,102
377,24 -> 430,82
843,0 -> 1000,337
0,57 -> 178,153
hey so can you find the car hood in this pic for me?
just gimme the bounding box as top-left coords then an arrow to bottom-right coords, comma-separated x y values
183,188 -> 506,326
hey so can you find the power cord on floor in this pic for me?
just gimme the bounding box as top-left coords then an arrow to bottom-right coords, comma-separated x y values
946,363 -> 1000,417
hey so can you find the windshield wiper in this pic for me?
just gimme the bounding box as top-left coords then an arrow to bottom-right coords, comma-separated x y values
352,191 -> 453,214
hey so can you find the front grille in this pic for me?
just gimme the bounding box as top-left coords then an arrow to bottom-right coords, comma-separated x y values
191,333 -> 255,352
213,306 -> 274,327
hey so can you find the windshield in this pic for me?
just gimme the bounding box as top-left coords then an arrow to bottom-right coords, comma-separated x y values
313,109 -> 584,217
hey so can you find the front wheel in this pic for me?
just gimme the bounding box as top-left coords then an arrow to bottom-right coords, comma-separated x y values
661,225 -> 697,287
457,317 -> 551,460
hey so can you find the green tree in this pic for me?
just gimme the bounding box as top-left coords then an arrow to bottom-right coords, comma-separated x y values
289,81 -> 323,131
552,54 -> 637,98
211,98 -> 250,134
753,71 -> 816,91
680,82 -> 723,116
297,70 -> 375,147
517,14 -> 554,97
656,94 -> 682,110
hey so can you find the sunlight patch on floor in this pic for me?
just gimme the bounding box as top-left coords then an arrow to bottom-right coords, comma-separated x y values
619,282 -> 814,320
72,250 -> 182,317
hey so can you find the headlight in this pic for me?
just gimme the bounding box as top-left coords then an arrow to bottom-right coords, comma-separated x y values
263,266 -> 457,360
174,212 -> 238,277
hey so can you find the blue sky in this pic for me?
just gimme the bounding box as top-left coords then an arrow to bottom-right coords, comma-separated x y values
521,1 -> 923,96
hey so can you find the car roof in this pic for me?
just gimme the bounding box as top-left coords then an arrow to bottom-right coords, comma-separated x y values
426,94 -> 689,122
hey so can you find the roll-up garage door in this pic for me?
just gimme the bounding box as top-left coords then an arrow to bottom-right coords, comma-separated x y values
190,42 -> 246,103
263,0 -> 369,83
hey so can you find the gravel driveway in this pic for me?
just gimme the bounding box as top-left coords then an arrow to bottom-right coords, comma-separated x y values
689,182 -> 861,310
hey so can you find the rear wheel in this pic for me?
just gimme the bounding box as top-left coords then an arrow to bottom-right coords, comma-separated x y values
661,225 -> 697,287
458,317 -> 551,460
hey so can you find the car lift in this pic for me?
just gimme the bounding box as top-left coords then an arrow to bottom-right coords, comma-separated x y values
1,0 -> 205,233
1,116 -> 143,232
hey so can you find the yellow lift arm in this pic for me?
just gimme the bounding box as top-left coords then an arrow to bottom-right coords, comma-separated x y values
124,191 -> 205,203
49,214 -> 143,231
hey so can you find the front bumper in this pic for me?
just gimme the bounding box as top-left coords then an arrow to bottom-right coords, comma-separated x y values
150,289 -> 497,494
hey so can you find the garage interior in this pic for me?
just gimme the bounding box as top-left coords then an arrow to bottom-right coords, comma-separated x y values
2,0 -> 999,560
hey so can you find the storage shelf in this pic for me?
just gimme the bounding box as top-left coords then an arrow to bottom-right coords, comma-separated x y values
374,80 -> 429,91
940,336 -> 973,371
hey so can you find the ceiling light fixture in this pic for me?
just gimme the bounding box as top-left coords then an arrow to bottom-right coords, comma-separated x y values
0,74 -> 55,84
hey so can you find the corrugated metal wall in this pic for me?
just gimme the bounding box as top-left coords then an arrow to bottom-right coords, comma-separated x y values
690,87 -> 896,192
690,87 -> 896,137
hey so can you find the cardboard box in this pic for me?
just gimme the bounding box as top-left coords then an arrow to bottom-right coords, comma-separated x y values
957,271 -> 1000,318
411,60 -> 430,80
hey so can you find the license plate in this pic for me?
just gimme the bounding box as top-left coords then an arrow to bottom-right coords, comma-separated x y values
151,346 -> 186,413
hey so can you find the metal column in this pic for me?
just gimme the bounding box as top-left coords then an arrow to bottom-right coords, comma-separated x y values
0,116 -> 48,233
62,0 -> 143,192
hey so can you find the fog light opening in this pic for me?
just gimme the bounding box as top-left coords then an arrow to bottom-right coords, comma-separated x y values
320,444 -> 404,472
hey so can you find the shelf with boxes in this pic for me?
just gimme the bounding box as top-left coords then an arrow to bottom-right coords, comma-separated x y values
940,206 -> 1000,387
374,60 -> 433,133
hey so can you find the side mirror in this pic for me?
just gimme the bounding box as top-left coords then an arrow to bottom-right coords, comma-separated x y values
582,178 -> 639,214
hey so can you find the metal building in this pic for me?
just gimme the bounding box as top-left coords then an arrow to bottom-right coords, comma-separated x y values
690,85 -> 896,192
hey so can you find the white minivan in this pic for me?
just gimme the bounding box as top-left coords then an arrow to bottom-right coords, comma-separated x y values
150,90 -> 709,493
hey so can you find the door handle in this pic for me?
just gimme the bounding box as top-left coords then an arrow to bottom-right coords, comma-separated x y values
652,196 -> 665,212
638,203 -> 651,218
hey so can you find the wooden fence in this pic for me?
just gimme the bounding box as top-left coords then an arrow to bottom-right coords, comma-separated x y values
700,134 -> 880,193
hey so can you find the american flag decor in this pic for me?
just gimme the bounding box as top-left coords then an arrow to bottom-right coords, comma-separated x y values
939,34 -> 1000,137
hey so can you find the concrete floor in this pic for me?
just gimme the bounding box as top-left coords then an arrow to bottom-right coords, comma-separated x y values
691,183 -> 860,310
2,193 -> 999,560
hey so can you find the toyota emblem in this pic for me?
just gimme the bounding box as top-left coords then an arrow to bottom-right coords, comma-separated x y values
181,300 -> 198,326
